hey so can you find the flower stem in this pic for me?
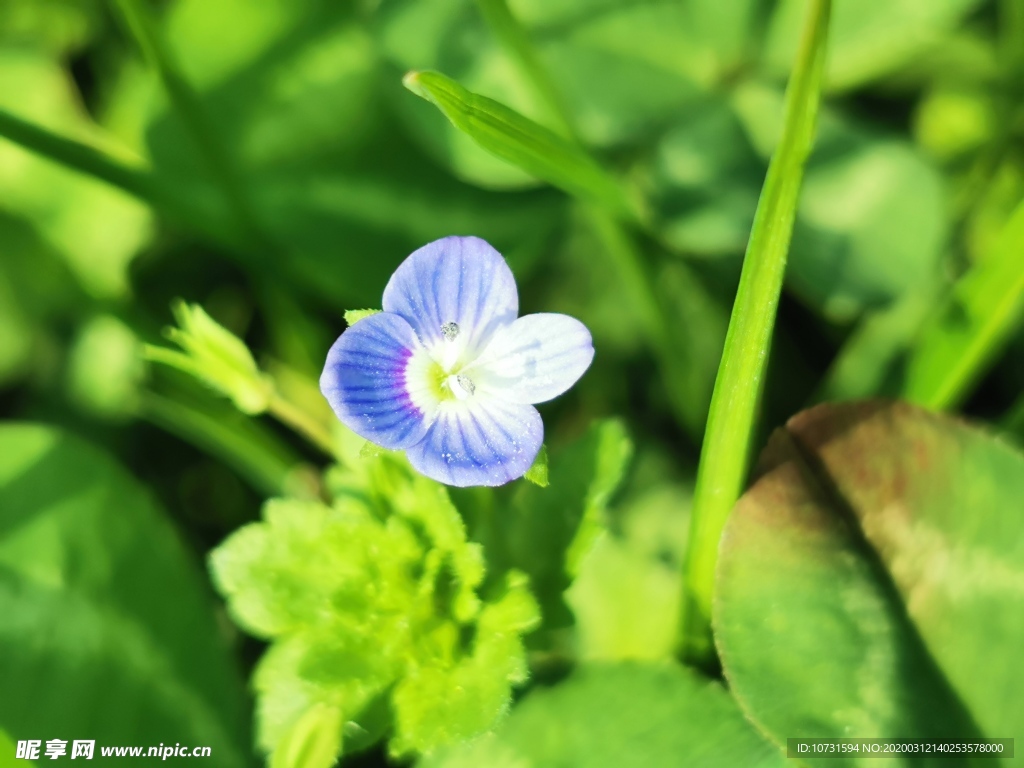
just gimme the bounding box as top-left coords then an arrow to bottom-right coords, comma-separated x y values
110,0 -> 264,250
138,390 -> 316,499
267,392 -> 336,458
679,0 -> 831,666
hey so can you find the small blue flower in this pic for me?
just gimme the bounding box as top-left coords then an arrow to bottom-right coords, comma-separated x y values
320,236 -> 594,487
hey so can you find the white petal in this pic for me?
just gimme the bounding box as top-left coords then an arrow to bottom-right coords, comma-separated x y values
466,313 -> 594,404
405,397 -> 543,487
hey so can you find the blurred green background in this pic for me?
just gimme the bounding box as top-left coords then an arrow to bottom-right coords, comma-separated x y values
1,0 -> 1023,765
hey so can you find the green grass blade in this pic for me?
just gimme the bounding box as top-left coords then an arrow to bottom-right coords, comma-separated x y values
111,0 -> 263,249
1003,393 -> 1024,444
0,108 -> 161,210
903,199 -> 1024,410
815,276 -> 943,402
679,0 -> 832,666
403,70 -> 639,219
0,107 -> 246,250
472,0 -> 575,138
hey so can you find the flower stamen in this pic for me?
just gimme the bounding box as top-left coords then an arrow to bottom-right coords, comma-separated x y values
456,373 -> 475,396
444,372 -> 476,400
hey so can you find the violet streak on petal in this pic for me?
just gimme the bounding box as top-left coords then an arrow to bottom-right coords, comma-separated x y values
320,312 -> 429,450
320,236 -> 594,487
382,235 -> 518,357
405,400 -> 544,487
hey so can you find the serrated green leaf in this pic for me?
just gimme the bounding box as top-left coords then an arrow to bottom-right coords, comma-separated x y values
391,572 -> 539,756
253,632 -> 393,757
716,402 -> 1024,757
269,703 -> 343,768
403,70 -> 635,217
212,450 -> 539,760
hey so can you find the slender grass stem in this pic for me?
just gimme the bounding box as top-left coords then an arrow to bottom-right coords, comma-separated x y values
679,0 -> 832,666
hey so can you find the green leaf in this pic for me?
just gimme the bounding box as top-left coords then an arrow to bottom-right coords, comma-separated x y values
716,402 -> 1024,757
269,703 -> 343,768
112,0 -> 262,249
379,0 -> 546,190
648,95 -> 763,257
523,444 -> 549,487
765,0 -> 984,91
343,308 -> 381,325
390,571 -> 539,756
471,420 -> 633,629
903,199 -> 1024,410
125,0 -> 563,307
789,138 -> 947,322
566,484 -> 690,661
472,0 -> 574,138
0,424 -> 250,763
65,314 -> 144,419
1,727 -> 36,767
403,70 -> 636,217
680,0 -> 831,663
421,663 -> 786,768
376,0 -> 759,184
0,50 -> 153,299
211,450 -> 540,760
815,278 -> 944,402
0,211 -> 85,388
145,299 -> 273,415
0,0 -> 103,55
